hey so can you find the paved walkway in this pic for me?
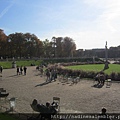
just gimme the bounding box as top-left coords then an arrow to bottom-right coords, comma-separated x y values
0,66 -> 120,113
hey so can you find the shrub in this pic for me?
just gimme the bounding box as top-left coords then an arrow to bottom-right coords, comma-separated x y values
110,72 -> 117,80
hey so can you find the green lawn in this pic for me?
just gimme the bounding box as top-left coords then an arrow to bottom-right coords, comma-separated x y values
66,64 -> 120,75
0,60 -> 42,69
0,60 -> 120,75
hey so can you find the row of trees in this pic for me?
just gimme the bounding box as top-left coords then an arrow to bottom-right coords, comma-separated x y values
0,29 -> 76,59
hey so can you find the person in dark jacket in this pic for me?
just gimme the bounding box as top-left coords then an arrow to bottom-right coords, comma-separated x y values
17,66 -> 20,75
23,66 -> 27,75
99,107 -> 111,120
0,66 -> 3,73
20,66 -> 23,75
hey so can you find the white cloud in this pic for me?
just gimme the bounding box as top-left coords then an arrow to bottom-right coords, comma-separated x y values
39,0 -> 120,49
68,0 -> 120,49
0,0 -> 15,19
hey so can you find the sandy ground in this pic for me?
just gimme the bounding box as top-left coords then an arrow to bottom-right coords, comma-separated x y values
0,66 -> 120,114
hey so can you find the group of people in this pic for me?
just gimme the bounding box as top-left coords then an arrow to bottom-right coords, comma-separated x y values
95,71 -> 106,86
17,66 -> 27,75
30,99 -> 58,120
45,68 -> 57,82
36,64 -> 58,82
36,65 -> 44,77
30,99 -> 110,120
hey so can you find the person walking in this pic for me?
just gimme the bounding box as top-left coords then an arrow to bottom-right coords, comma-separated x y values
17,66 -> 20,75
46,69 -> 50,82
0,66 -> 3,74
20,66 -> 23,75
23,66 -> 27,75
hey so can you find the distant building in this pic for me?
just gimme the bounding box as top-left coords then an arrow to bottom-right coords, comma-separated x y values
76,45 -> 120,58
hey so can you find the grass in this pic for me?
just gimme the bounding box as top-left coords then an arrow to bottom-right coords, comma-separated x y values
0,60 -> 120,75
0,60 -> 42,69
66,64 -> 120,75
0,113 -> 17,120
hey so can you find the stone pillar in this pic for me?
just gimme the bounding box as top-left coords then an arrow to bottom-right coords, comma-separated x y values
104,41 -> 109,70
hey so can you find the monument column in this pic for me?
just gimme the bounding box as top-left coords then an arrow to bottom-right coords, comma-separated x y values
104,41 -> 109,70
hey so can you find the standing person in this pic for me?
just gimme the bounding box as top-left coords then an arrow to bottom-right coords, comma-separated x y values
99,72 -> 105,85
23,66 -> 27,75
53,69 -> 57,81
50,69 -> 54,81
20,66 -> 23,75
0,66 -> 3,74
17,66 -> 20,75
95,73 -> 100,84
99,107 -> 111,120
46,69 -> 50,82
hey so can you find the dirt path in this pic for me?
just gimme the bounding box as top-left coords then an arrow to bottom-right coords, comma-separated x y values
0,66 -> 120,113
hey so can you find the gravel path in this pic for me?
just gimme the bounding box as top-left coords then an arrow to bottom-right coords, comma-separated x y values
0,66 -> 120,113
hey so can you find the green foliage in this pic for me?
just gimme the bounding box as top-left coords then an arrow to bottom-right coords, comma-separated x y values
61,64 -> 120,80
43,57 -> 102,63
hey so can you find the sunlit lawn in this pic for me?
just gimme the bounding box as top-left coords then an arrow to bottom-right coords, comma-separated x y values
66,64 -> 120,75
0,60 -> 120,75
0,60 -> 42,69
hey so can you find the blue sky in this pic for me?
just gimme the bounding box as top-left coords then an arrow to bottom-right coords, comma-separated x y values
0,0 -> 120,49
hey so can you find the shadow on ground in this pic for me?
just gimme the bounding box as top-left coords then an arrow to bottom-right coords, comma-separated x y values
92,83 -> 104,88
35,81 -> 51,87
35,80 -> 57,87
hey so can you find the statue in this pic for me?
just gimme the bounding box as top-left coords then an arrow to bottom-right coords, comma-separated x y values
104,41 -> 109,70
